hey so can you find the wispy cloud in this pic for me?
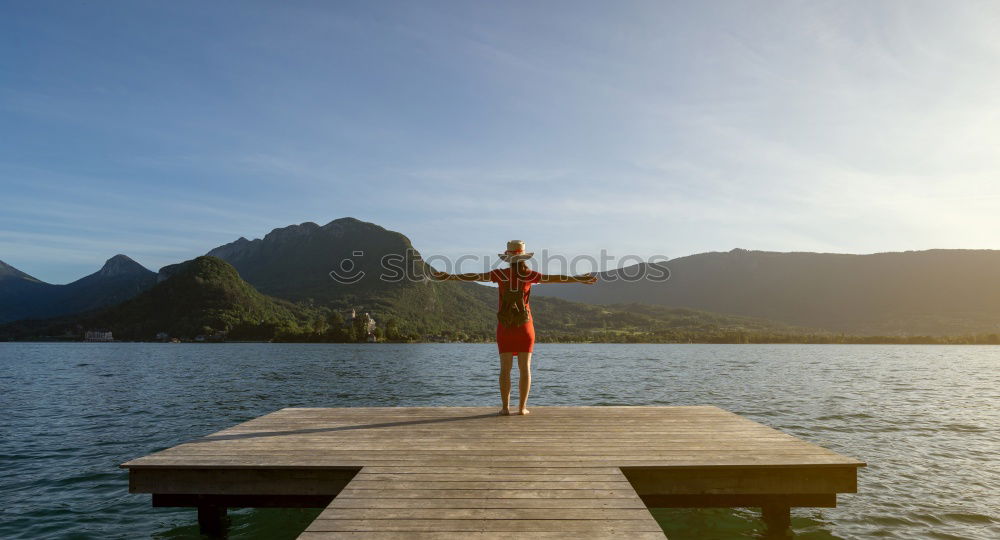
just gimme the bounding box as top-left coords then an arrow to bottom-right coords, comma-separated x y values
3,1 -> 1000,282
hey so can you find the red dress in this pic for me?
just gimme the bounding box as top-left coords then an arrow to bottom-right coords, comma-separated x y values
490,267 -> 542,353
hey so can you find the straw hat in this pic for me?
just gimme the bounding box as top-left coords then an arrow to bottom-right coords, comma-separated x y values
499,240 -> 534,262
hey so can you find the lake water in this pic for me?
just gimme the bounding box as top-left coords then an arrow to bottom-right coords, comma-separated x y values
1,343 -> 997,539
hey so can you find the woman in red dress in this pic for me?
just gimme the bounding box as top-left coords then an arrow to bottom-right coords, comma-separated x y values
431,240 -> 597,415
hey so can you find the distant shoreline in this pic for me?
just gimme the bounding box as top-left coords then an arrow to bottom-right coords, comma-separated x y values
4,336 -> 999,345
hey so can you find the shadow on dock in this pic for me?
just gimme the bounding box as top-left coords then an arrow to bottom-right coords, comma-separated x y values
191,412 -> 499,443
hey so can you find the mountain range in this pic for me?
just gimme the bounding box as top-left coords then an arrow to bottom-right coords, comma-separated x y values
534,248 -> 1000,336
5,256 -> 325,341
3,219 -> 999,339
1,253 -> 800,343
0,255 -> 156,323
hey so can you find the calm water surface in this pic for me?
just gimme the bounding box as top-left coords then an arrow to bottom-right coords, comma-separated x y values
1,343 -> 997,539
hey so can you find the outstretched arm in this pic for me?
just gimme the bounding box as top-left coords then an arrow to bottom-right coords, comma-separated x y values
538,273 -> 598,285
429,270 -> 492,282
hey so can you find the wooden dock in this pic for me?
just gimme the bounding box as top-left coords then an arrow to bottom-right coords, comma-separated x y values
121,406 -> 864,538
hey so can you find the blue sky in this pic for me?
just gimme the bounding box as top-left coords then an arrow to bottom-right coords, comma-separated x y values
2,1 -> 999,283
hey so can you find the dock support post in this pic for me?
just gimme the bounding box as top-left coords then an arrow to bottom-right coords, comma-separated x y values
761,504 -> 791,537
197,505 -> 228,537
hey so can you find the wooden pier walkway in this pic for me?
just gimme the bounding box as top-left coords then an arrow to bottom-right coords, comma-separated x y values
122,406 -> 864,538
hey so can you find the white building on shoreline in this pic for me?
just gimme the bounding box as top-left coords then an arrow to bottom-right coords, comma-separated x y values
84,330 -> 114,342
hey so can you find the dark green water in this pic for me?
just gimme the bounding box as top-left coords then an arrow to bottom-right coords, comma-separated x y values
1,343 -> 997,539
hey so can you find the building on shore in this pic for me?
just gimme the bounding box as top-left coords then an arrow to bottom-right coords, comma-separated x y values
348,308 -> 378,342
84,330 -> 114,342
362,312 -> 376,341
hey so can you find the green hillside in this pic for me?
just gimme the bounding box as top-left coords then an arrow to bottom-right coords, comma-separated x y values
535,248 -> 1000,336
530,298 -> 812,343
98,256 -> 324,340
0,257 -> 326,341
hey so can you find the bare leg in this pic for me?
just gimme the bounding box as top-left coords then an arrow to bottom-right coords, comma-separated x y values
517,352 -> 532,415
498,353 -> 513,415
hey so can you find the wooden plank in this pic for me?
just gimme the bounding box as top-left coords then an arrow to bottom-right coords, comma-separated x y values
145,445 -> 848,454
340,481 -> 636,490
333,489 -> 644,499
123,456 -> 861,469
358,466 -> 623,474
325,498 -> 649,509
348,473 -> 629,482
299,533 -> 670,540
318,508 -> 658,520
304,519 -> 664,532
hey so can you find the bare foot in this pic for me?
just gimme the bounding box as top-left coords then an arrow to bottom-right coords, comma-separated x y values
518,408 -> 530,415
498,408 -> 510,416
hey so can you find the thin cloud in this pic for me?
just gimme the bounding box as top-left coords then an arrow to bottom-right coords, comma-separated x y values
3,1 -> 1000,282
